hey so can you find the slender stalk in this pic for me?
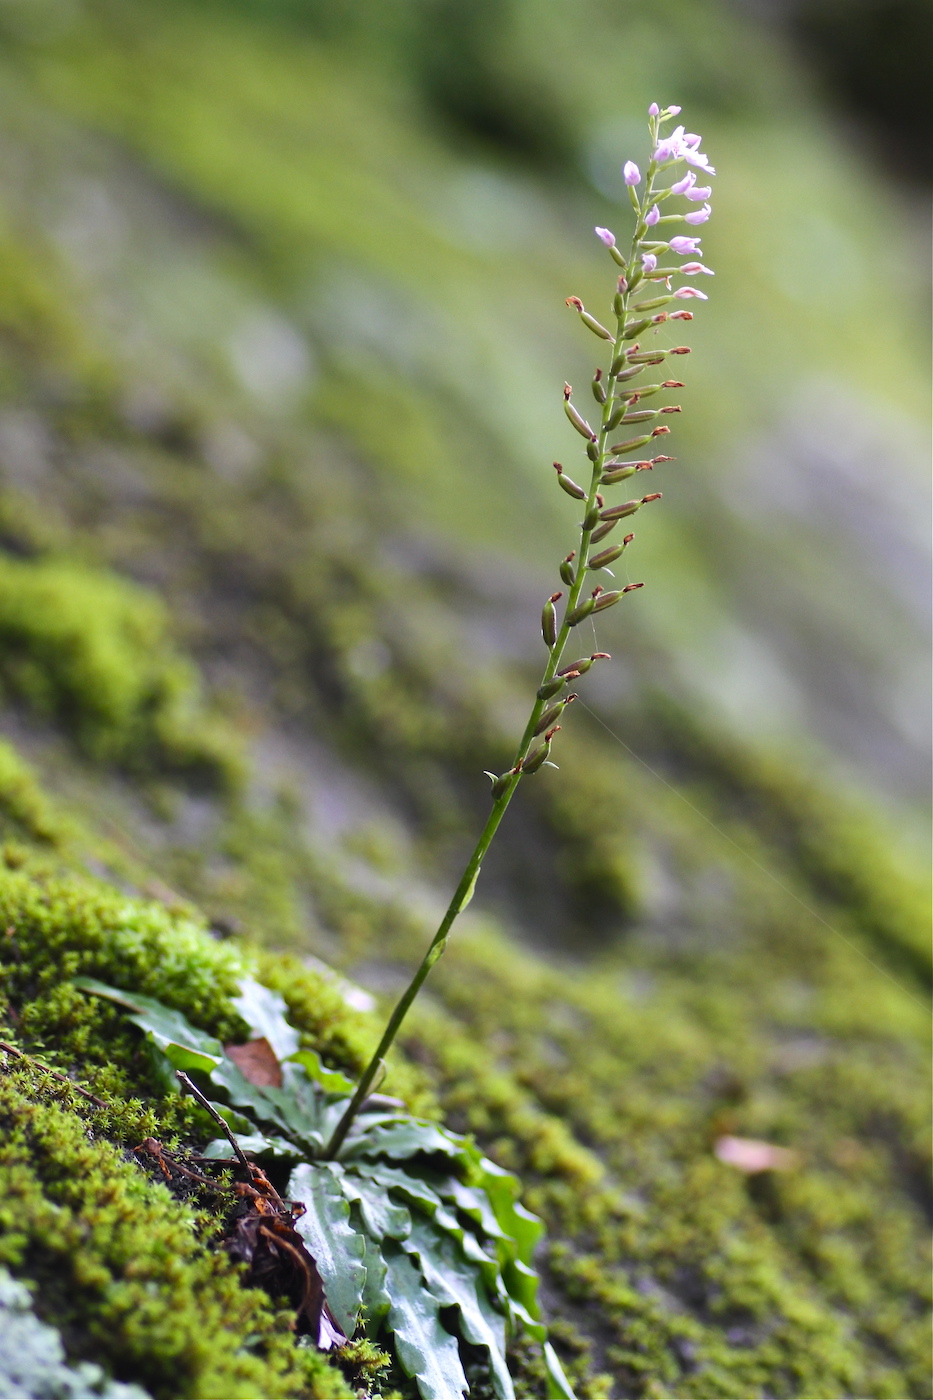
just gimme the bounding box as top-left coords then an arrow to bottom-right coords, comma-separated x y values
324,150 -> 660,1162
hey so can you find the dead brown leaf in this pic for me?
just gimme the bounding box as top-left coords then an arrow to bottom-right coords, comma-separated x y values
224,1037 -> 283,1088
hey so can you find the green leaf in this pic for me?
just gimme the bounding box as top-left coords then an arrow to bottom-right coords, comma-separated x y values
344,1117 -> 464,1164
74,978 -> 222,1073
475,1157 -> 544,1268
354,1212 -> 391,1331
288,1162 -> 367,1338
231,976 -> 300,1060
208,1057 -> 326,1152
201,1132 -> 299,1162
542,1341 -> 577,1400
382,1242 -> 468,1400
404,1217 -> 514,1400
350,1161 -> 446,1214
287,1048 -> 355,1096
343,1170 -> 412,1241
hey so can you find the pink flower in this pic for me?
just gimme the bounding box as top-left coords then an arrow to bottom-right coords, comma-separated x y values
648,102 -> 660,117
594,227 -> 616,247
669,235 -> 702,255
641,253 -> 658,272
645,204 -> 660,227
686,184 -> 712,202
684,203 -> 712,225
673,287 -> 708,300
680,261 -> 714,275
666,105 -> 682,116
715,1136 -> 798,1174
623,161 -> 641,186
670,171 -> 696,196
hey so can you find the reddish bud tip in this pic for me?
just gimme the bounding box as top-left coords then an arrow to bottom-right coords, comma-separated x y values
596,493 -> 605,507
566,693 -> 578,704
553,462 -> 563,472
670,310 -> 694,321
622,582 -> 645,592
660,405 -> 682,414
635,461 -> 652,470
549,591 -> 563,603
545,726 -> 561,741
662,380 -> 685,388
651,455 -> 675,462
642,493 -> 662,503
565,551 -> 576,561
591,585 -> 604,596
652,426 -> 671,436
623,533 -> 634,544
651,313 -> 669,324
591,652 -> 611,660
563,383 -> 572,399
670,345 -> 691,354
617,276 -> 628,292
594,367 -> 603,381
565,296 -> 584,310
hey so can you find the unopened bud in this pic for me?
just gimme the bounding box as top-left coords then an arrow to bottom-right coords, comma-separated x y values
566,297 -> 613,340
600,462 -> 639,485
662,380 -> 684,388
590,518 -> 618,543
670,310 -> 694,321
620,409 -> 658,424
591,370 -> 607,404
623,318 -> 651,340
627,352 -> 665,365
615,364 -> 644,382
670,345 -> 691,354
582,505 -> 600,531
622,581 -> 645,593
586,440 -> 601,462
613,291 -> 625,316
651,425 -> 671,437
564,397 -> 596,440
609,244 -> 627,268
541,592 -> 561,648
554,462 -> 587,500
633,295 -> 673,312
610,434 -> 652,454
600,498 -> 641,521
652,454 -> 675,463
605,401 -> 627,431
534,694 -> 576,736
490,769 -> 519,800
559,553 -> 576,586
650,313 -> 669,325
592,589 -> 623,612
641,492 -> 662,503
558,656 -> 594,677
588,542 -> 627,570
523,734 -> 554,775
567,597 -> 596,627
660,405 -> 681,414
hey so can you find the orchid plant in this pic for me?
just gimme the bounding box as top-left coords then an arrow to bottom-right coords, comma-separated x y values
76,104 -> 717,1400
325,102 -> 716,1158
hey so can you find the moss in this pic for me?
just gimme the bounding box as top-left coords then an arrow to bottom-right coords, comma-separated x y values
0,1065 -> 352,1399
0,554 -> 241,790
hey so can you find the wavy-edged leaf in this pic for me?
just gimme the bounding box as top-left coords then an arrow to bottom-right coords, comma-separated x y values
288,1162 -> 366,1338
209,1057 -> 326,1151
350,1161 -> 446,1214
475,1156 -> 543,1267
404,1217 -> 513,1400
74,978 -> 222,1073
342,1170 -> 412,1241
382,1242 -> 467,1400
202,1132 -> 300,1162
231,977 -> 300,1060
343,1117 -> 465,1163
287,1048 -> 355,1095
354,1212 -> 391,1331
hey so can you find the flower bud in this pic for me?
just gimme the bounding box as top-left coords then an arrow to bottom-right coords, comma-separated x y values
670,311 -> 694,321
623,581 -> 645,593
589,518 -> 617,543
537,676 -> 566,700
623,318 -> 652,340
620,409 -> 658,424
567,597 -> 596,626
559,552 -> 576,586
600,498 -> 641,521
558,656 -> 592,677
567,297 -> 614,339
670,346 -> 691,354
633,295 -> 674,312
586,440 -> 601,462
600,461 -> 639,485
591,370 -> 607,404
588,541 -> 627,570
563,388 -> 596,440
490,768 -> 519,799
541,591 -> 561,647
662,380 -> 685,388
651,426 -> 671,437
610,434 -> 652,454
523,731 -> 557,775
534,694 -> 576,735
615,364 -> 644,382
626,351 -> 666,365
582,505 -> 601,531
554,463 -> 587,499
592,589 -> 623,612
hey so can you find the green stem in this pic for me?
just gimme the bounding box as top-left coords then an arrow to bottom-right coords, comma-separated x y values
323,167 -> 656,1162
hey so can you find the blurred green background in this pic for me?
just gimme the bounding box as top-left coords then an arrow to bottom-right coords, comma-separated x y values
0,0 -> 929,1395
